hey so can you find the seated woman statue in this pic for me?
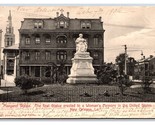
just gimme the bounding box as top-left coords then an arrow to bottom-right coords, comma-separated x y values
75,34 -> 88,53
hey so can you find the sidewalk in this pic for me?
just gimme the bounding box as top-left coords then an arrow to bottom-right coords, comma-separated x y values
130,84 -> 155,88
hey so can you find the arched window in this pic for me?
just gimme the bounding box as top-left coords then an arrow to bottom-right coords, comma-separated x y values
60,21 -> 65,28
56,51 -> 67,60
43,34 -> 51,43
56,35 -> 67,44
35,35 -> 40,44
86,22 -> 91,29
38,22 -> 43,28
81,22 -> 86,29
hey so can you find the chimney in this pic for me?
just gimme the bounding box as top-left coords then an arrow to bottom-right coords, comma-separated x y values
150,55 -> 153,58
56,12 -> 59,17
99,16 -> 102,21
67,12 -> 69,18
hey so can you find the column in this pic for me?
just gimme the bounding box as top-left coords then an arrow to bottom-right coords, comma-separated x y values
40,66 -> 42,80
29,66 -> 31,76
4,53 -> 7,80
13,56 -> 17,77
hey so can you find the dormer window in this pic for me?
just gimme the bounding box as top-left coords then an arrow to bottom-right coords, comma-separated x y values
81,21 -> 91,29
86,22 -> 91,29
81,22 -> 86,29
38,22 -> 43,28
60,21 -> 65,28
34,21 -> 43,29
34,23 -> 38,28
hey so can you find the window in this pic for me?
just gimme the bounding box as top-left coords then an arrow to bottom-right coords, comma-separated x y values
86,22 -> 91,29
81,22 -> 86,29
35,37 -> 40,44
25,37 -> 30,45
45,38 -> 51,43
57,51 -> 67,60
38,22 -> 42,28
34,21 -> 43,28
45,51 -> 51,60
25,52 -> 30,60
35,66 -> 40,77
81,22 -> 91,29
94,37 -> 99,46
56,36 -> 67,44
60,21 -> 65,28
35,51 -> 40,60
34,22 -> 38,28
24,66 -> 29,76
6,38 -> 9,46
93,52 -> 99,59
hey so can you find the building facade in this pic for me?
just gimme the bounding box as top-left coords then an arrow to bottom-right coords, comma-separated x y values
19,11 -> 105,81
134,55 -> 155,80
3,10 -> 19,80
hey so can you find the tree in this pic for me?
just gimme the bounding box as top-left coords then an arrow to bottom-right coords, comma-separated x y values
45,60 -> 67,84
96,63 -> 118,84
116,53 -> 136,76
116,53 -> 126,75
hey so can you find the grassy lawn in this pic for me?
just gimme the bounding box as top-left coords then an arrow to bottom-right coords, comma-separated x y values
0,83 -> 155,102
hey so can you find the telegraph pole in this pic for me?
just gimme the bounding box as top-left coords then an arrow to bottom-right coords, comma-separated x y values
124,45 -> 127,75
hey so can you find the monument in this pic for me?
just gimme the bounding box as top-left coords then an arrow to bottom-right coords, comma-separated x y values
66,34 -> 98,84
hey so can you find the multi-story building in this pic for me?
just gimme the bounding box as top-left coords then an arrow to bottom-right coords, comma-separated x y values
19,11 -> 105,81
134,55 -> 155,80
3,10 -> 19,80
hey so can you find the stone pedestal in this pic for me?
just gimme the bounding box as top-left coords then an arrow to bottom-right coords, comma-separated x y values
66,52 -> 98,84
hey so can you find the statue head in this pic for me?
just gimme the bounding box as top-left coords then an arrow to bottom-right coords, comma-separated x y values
79,33 -> 83,38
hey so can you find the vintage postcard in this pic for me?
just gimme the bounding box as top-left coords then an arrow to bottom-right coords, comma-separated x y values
0,6 -> 155,118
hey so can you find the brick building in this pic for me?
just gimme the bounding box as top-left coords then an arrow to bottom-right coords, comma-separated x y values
19,11 -> 105,80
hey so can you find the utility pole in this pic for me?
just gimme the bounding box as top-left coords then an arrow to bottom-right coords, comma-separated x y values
124,45 -> 127,75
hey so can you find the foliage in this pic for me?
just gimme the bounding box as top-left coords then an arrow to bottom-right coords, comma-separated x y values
115,53 -> 136,75
96,63 -> 118,84
117,75 -> 133,95
141,76 -> 153,93
45,60 -> 67,84
116,53 -> 126,75
14,76 -> 44,94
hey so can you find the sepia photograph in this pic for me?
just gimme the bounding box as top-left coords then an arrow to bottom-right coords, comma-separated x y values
0,5 -> 155,118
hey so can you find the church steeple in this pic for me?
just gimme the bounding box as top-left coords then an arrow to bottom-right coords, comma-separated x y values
4,10 -> 15,47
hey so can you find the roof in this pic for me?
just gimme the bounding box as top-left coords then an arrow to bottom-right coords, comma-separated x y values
20,14 -> 104,31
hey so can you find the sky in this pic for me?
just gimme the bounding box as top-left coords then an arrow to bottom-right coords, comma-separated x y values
0,6 -> 155,63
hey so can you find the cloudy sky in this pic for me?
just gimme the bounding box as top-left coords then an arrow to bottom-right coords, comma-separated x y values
0,6 -> 155,62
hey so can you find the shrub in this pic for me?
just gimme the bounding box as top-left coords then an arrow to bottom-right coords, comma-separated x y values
14,76 -> 44,94
141,76 -> 153,93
